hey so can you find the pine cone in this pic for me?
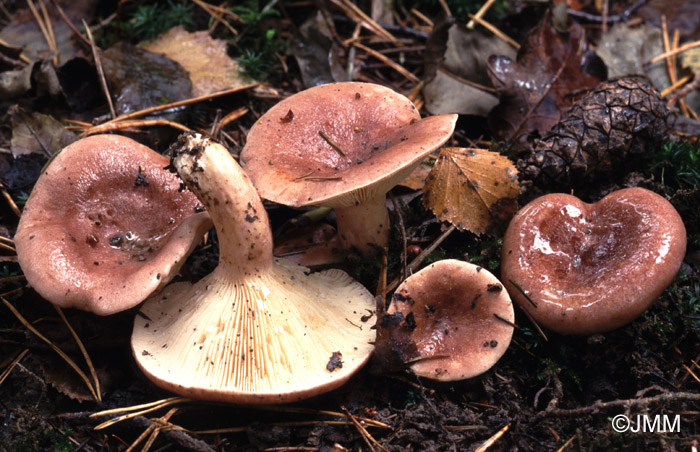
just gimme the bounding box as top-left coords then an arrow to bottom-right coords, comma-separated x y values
519,78 -> 669,188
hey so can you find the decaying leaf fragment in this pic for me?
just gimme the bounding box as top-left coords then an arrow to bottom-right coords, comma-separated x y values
143,25 -> 252,96
486,8 -> 605,145
423,147 -> 519,235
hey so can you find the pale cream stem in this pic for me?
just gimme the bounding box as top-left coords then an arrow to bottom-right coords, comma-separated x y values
173,134 -> 273,275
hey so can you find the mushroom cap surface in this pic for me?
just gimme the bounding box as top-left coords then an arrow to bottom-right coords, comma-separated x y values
501,187 -> 687,335
15,134 -> 211,315
240,82 -> 457,208
387,259 -> 514,381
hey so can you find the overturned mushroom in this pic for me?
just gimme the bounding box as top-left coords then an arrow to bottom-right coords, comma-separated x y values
240,82 -> 457,256
14,134 -> 212,315
501,187 -> 687,335
131,133 -> 376,403
386,259 -> 515,381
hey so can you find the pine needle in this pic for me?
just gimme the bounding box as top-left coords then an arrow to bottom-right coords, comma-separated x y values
1,297 -> 99,401
54,305 -> 101,402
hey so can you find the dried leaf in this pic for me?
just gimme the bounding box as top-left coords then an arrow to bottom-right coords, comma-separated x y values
423,25 -> 515,116
10,106 -> 76,158
101,42 -> 192,116
291,12 -> 348,88
143,25 -> 252,97
486,8 -> 605,145
638,0 -> 700,41
0,0 -> 94,65
423,147 -> 519,235
596,24 -> 667,88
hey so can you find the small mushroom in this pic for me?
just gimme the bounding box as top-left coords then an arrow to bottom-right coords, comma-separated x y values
240,82 -> 457,256
131,133 -> 376,403
14,134 -> 212,315
386,259 -> 515,381
501,187 -> 687,335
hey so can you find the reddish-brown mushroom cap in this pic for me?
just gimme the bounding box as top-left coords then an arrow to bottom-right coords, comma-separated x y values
15,134 -> 212,315
387,259 -> 515,381
240,82 -> 457,255
501,187 -> 687,335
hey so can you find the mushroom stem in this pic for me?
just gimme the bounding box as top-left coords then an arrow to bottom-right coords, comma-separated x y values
172,134 -> 273,275
333,193 -> 390,255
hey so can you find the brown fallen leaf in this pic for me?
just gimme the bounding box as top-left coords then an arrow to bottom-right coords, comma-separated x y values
486,7 -> 605,146
10,106 -> 76,157
143,25 -> 253,97
423,147 -> 519,235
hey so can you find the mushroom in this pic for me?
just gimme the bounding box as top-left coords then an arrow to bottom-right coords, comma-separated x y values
240,82 -> 457,256
14,134 -> 212,315
131,133 -> 376,403
501,187 -> 687,335
386,259 -> 514,381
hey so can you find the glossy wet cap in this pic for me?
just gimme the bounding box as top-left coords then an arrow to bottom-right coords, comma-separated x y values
15,134 -> 212,315
501,187 -> 686,335
240,81 -> 457,208
387,259 -> 515,381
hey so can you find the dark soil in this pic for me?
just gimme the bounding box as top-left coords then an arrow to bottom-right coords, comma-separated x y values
0,1 -> 699,451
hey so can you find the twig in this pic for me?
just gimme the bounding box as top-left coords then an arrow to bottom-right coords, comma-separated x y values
26,0 -> 57,65
566,0 -> 647,23
0,349 -> 29,388
475,423 -> 510,452
556,434 -> 576,452
520,306 -> 548,342
352,42 -> 420,83
75,119 -> 191,135
192,0 -> 239,36
91,397 -> 192,430
439,66 -> 497,93
37,0 -> 57,65
82,19 -> 116,119
537,390 -> 700,418
508,279 -> 537,308
662,17 -> 689,117
649,39 -> 700,65
341,406 -> 389,452
0,183 -> 21,218
386,225 -> 456,293
682,363 -> 700,386
49,0 -> 90,46
1,297 -> 99,401
330,0 -> 397,43
467,0 -> 498,29
660,74 -> 693,98
601,0 -> 609,33
467,14 -> 519,50
81,84 -> 258,135
54,306 -> 101,402
0,275 -> 25,284
211,107 -> 248,137
318,130 -> 347,156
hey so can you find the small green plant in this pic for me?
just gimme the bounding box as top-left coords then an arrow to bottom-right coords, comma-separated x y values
642,267 -> 700,346
99,0 -> 194,46
229,1 -> 285,80
14,191 -> 28,207
230,0 -> 279,26
654,140 -> 700,188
